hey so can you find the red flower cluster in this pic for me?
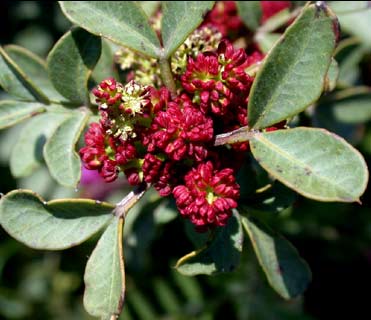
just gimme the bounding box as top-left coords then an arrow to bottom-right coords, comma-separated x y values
203,1 -> 291,37
181,40 -> 257,117
79,123 -> 119,182
173,161 -> 240,232
202,1 -> 245,39
80,3 -> 290,230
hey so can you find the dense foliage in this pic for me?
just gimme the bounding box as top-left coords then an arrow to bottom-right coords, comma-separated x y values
0,1 -> 371,319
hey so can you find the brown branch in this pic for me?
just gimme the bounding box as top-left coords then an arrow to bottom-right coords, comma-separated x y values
214,126 -> 258,146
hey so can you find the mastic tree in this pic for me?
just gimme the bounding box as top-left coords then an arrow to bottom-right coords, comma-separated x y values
0,1 -> 369,319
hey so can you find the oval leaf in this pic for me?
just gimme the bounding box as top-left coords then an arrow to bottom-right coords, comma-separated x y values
0,46 -> 49,103
248,4 -> 338,129
236,1 -> 262,32
0,190 -> 114,250
241,215 -> 312,299
59,1 -> 161,58
47,28 -> 101,105
161,2 -> 215,58
250,127 -> 369,202
4,45 -> 66,102
10,112 -> 69,177
44,111 -> 89,188
84,217 -> 123,318
0,100 -> 45,130
176,210 -> 243,276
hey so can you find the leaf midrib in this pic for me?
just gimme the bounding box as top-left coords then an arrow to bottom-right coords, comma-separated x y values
0,103 -> 44,122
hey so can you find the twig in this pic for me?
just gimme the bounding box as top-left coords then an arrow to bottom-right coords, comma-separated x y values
114,216 -> 126,318
214,126 -> 258,146
110,182 -> 150,319
159,57 -> 177,98
114,182 -> 150,219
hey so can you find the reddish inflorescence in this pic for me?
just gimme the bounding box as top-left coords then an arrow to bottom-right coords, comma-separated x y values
80,1 -> 287,231
173,161 -> 240,232
202,1 -> 245,39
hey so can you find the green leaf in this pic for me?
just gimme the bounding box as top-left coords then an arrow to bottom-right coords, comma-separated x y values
44,111 -> 89,188
325,58 -> 339,92
241,215 -> 312,299
0,100 -> 45,130
140,1 -> 160,18
4,45 -> 66,102
10,112 -> 69,178
84,217 -> 123,318
248,4 -> 338,129
91,39 -> 117,84
0,190 -> 114,250
59,1 -> 161,58
0,46 -> 49,103
176,210 -> 243,276
47,28 -> 101,105
250,127 -> 369,202
161,2 -> 215,58
236,1 -> 262,31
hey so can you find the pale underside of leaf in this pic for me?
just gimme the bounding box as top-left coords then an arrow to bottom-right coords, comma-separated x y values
44,111 -> 89,188
84,217 -> 123,318
0,46 -> 49,103
0,100 -> 45,130
10,112 -> 70,177
250,127 -> 368,202
0,190 -> 114,250
4,45 -> 67,102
